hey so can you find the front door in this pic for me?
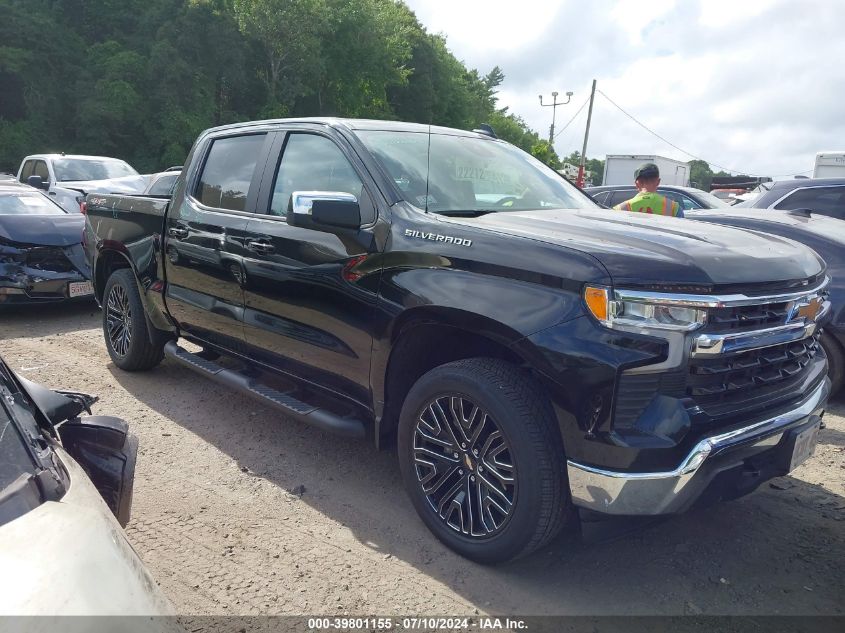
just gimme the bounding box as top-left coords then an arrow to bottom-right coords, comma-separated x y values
240,130 -> 385,406
164,132 -> 273,352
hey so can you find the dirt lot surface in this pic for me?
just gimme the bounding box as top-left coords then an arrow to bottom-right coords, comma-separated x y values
2,302 -> 843,617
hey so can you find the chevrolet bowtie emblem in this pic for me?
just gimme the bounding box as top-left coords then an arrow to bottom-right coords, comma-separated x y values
797,297 -> 823,321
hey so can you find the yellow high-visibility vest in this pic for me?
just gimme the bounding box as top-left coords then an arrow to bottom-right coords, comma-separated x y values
613,191 -> 680,216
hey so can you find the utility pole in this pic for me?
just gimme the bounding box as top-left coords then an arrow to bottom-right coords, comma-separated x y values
539,90 -> 573,145
577,79 -> 597,188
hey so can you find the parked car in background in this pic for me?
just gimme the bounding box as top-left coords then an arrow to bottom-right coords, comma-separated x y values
586,184 -> 730,211
0,355 -> 172,616
733,178 -> 845,220
710,188 -> 747,205
0,181 -> 92,305
85,117 -> 831,563
689,208 -> 845,394
143,170 -> 180,197
16,154 -> 147,213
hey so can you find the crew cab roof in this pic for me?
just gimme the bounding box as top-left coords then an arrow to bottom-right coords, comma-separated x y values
202,117 -> 493,140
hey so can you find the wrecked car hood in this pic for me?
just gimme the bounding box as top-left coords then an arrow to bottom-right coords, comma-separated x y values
0,214 -> 86,247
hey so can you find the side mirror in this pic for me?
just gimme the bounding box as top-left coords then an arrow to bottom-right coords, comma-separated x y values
58,416 -> 138,527
27,175 -> 49,191
288,191 -> 361,230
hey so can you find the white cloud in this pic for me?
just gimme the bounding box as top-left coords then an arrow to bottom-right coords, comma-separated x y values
405,0 -> 845,178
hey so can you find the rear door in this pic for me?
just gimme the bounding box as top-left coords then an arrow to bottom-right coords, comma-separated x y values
164,131 -> 274,351
239,127 -> 385,406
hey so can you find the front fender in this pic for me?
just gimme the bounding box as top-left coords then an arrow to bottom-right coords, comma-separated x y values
370,265 -> 588,416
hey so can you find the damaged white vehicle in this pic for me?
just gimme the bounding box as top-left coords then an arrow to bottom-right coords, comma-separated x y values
0,355 -> 172,618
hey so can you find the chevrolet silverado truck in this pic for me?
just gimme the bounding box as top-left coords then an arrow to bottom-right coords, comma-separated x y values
84,118 -> 832,563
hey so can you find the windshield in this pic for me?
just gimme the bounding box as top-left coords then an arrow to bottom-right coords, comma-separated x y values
0,192 -> 66,215
54,158 -> 138,182
691,190 -> 730,208
357,131 -> 595,215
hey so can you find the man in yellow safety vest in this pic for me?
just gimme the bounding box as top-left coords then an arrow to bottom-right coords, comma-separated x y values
612,163 -> 683,217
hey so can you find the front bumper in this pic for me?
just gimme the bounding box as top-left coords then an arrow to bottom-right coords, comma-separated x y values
0,275 -> 91,304
567,377 -> 830,515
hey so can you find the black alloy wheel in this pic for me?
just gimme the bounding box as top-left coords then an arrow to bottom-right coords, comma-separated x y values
106,283 -> 132,357
413,395 -> 516,537
398,358 -> 572,564
102,269 -> 165,371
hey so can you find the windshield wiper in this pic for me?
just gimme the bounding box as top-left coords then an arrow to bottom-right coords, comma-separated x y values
434,209 -> 498,217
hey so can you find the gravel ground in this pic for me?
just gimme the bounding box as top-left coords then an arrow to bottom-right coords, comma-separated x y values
1,302 -> 843,617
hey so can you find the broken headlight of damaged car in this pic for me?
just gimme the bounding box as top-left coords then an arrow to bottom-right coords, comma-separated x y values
584,285 -> 708,332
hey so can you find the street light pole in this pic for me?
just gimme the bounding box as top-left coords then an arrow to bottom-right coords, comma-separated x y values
539,90 -> 573,145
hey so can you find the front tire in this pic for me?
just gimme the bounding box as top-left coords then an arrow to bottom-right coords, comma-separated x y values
397,358 -> 572,564
821,333 -> 843,394
102,269 -> 164,371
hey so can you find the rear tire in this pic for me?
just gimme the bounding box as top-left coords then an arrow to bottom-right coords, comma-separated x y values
821,333 -> 843,395
397,358 -> 572,564
102,269 -> 164,371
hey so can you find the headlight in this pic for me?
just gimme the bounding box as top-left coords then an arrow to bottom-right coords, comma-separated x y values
584,286 -> 707,332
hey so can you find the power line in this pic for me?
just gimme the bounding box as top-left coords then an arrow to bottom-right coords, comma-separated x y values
553,96 -> 589,140
596,89 -> 811,178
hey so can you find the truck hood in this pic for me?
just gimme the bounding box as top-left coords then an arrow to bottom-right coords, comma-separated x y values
59,174 -> 149,195
0,213 -> 85,247
446,208 -> 824,288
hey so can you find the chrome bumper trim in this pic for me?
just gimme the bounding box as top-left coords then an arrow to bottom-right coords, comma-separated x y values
567,378 -> 830,515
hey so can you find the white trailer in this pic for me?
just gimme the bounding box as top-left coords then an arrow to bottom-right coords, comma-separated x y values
813,151 -> 845,178
603,155 -> 690,186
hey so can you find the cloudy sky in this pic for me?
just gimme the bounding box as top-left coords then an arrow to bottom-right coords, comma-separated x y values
405,0 -> 845,178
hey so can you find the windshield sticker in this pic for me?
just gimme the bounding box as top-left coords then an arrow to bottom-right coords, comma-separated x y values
415,194 -> 438,207
454,164 -> 513,185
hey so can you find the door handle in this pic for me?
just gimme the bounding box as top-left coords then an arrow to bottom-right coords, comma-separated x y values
246,239 -> 275,254
168,227 -> 189,239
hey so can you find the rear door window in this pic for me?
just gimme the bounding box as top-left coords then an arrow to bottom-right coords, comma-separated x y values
195,134 -> 267,212
608,189 -> 637,207
774,186 -> 845,220
590,191 -> 610,206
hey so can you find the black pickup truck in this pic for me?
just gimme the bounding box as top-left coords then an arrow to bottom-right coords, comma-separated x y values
84,118 -> 832,563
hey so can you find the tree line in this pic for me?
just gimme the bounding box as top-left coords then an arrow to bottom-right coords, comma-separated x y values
0,0 -> 563,174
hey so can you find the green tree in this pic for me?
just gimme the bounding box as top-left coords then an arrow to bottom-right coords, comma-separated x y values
316,0 -> 415,117
688,159 -> 713,190
233,0 -> 330,113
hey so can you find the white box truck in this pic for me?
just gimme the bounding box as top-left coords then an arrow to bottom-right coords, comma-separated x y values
603,155 -> 690,186
813,151 -> 845,178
